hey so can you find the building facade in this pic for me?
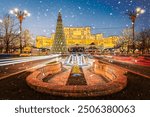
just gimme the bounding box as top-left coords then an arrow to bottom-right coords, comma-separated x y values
36,27 -> 119,49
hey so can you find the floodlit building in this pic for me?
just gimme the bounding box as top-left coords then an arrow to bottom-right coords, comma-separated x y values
36,27 -> 119,50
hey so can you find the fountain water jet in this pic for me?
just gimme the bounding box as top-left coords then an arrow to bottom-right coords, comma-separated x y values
65,54 -> 89,66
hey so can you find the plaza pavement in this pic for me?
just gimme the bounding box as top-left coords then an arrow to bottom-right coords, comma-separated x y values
47,66 -> 71,85
82,66 -> 107,85
44,65 -> 111,86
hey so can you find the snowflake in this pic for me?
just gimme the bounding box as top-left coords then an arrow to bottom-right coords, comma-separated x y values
78,6 -> 81,10
110,13 -> 113,16
93,11 -> 95,14
126,24 -> 129,27
52,30 -> 55,33
44,13 -> 47,16
118,1 -> 121,4
43,29 -> 46,33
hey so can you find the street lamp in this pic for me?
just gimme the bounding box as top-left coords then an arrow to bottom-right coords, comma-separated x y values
9,8 -> 30,54
127,7 -> 145,53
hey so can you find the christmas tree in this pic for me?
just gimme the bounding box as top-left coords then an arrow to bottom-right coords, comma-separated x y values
51,11 -> 67,54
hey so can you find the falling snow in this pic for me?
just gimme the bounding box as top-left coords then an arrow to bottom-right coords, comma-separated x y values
110,13 -> 113,16
0,0 -> 148,37
118,1 -> 121,4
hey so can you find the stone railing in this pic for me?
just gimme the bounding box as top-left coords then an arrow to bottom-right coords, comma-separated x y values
93,61 -> 125,80
36,62 -> 62,80
45,62 -> 62,74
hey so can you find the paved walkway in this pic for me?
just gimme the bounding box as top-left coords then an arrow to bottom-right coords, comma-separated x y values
46,66 -> 110,86
48,66 -> 71,85
82,66 -> 108,86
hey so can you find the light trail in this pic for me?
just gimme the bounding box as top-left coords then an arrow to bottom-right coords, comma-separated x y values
0,54 -> 60,66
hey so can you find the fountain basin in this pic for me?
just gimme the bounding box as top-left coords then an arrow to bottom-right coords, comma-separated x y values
26,74 -> 126,97
26,61 -> 127,97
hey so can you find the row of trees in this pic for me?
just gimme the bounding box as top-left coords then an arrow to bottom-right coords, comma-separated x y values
116,28 -> 150,55
0,14 -> 33,53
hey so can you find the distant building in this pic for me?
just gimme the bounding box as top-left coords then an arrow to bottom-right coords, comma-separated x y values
36,26 -> 119,50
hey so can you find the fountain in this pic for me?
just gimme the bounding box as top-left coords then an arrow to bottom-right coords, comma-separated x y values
65,54 -> 89,66
26,55 -> 127,97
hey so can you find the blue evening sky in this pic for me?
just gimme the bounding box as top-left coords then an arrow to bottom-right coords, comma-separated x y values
0,0 -> 149,38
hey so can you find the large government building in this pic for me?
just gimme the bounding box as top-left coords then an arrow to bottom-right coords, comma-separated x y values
36,26 -> 119,50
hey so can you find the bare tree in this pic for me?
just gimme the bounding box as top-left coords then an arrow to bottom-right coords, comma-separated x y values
0,14 -> 19,53
0,36 -> 3,53
115,28 -> 133,54
22,29 -> 32,48
138,29 -> 150,54
115,36 -> 125,54
122,28 -> 133,54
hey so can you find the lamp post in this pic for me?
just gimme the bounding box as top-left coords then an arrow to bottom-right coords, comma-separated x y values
127,7 -> 145,54
10,8 -> 30,54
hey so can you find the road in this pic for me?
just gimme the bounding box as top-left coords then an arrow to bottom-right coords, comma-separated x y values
0,55 -> 60,66
94,55 -> 150,78
0,54 -> 61,79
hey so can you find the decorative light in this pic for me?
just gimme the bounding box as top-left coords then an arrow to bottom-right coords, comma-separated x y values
27,13 -> 31,17
24,10 -> 28,14
10,8 -> 31,20
14,8 -> 19,13
9,10 -> 14,14
136,7 -> 145,15
136,7 -> 141,12
140,9 -> 145,14
136,13 -> 139,16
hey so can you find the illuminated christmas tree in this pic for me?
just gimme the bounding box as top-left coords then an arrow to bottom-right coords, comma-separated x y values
51,11 -> 67,54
